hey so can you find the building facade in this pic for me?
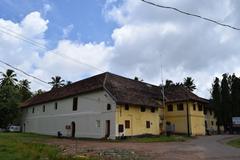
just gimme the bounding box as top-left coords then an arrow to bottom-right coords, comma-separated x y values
21,72 -> 217,139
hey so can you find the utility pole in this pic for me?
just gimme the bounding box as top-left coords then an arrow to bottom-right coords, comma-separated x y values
160,54 -> 166,134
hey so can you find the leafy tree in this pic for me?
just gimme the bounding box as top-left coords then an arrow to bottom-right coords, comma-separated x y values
0,69 -> 18,86
211,77 -> 222,133
183,77 -> 196,91
165,79 -> 174,87
33,89 -> 45,96
48,76 -> 65,89
18,79 -> 32,102
0,85 -> 20,128
230,75 -> 240,117
221,73 -> 232,131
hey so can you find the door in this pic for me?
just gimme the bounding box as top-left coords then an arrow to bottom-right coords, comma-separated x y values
105,120 -> 110,138
71,121 -> 76,138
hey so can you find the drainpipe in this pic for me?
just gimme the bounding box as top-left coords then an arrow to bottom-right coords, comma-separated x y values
186,101 -> 190,136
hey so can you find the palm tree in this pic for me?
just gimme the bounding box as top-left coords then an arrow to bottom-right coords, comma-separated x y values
183,77 -> 196,91
48,76 -> 65,89
0,69 -> 18,86
19,79 -> 32,101
19,79 -> 31,90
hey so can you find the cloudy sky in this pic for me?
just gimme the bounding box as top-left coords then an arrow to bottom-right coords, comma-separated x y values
0,0 -> 240,98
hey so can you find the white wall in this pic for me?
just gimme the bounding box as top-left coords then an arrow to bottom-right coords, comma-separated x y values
21,90 -> 117,139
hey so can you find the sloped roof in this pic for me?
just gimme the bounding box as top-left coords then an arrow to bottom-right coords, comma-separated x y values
21,72 -> 163,108
21,72 -> 208,108
164,85 -> 209,103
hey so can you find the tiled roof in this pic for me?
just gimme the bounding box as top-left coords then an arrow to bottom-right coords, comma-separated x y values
21,72 -> 163,108
21,72 -> 208,108
164,85 -> 209,103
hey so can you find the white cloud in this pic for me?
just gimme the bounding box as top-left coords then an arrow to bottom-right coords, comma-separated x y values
104,0 -> 240,98
43,4 -> 52,15
62,24 -> 74,38
0,11 -> 112,91
2,0 -> 240,99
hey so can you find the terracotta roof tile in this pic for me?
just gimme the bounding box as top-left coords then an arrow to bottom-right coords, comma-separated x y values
21,72 -> 208,108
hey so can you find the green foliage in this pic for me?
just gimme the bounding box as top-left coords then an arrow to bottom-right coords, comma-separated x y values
0,133 -> 93,160
0,85 -> 21,128
18,79 -> 32,102
183,77 -> 196,91
49,76 -> 65,89
211,73 -> 240,131
0,69 -> 33,128
0,69 -> 18,86
127,135 -> 190,143
227,138 -> 240,148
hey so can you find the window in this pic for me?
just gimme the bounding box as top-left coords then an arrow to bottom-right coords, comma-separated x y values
73,97 -> 78,111
198,104 -> 203,111
107,104 -> 111,110
146,121 -> 151,128
125,104 -> 129,110
177,103 -> 184,111
125,120 -> 130,129
210,110 -> 212,115
204,108 -> 207,115
211,121 -> 214,125
167,105 -> 173,112
118,124 -> 124,133
32,107 -> 35,113
96,120 -> 100,127
43,105 -> 45,112
151,107 -> 155,113
55,102 -> 58,110
193,104 -> 196,110
140,106 -> 146,112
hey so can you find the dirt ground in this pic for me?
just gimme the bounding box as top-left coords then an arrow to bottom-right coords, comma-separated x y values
48,135 -> 240,160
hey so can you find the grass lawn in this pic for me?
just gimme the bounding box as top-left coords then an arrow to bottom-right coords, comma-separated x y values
126,135 -> 191,143
227,138 -> 240,148
0,132 -> 94,160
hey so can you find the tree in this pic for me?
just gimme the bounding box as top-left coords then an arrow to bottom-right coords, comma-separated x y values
65,81 -> 72,86
230,74 -> 240,117
221,73 -> 232,131
0,69 -> 18,86
134,76 -> 143,82
33,89 -> 45,96
183,77 -> 196,91
165,79 -> 174,87
18,79 -> 32,102
48,76 -> 65,89
0,85 -> 20,128
211,77 -> 222,133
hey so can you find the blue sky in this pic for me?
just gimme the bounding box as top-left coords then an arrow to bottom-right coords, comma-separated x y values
0,0 -> 118,48
0,0 -> 240,98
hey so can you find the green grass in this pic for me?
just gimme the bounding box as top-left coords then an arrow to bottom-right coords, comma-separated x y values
227,138 -> 240,148
0,132 -> 94,160
126,135 -> 191,143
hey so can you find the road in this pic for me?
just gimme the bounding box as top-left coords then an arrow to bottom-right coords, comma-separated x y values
49,135 -> 240,160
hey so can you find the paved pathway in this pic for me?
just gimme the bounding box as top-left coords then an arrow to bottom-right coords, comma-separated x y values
49,135 -> 240,160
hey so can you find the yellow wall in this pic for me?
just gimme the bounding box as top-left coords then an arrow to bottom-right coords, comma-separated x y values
189,102 -> 206,135
165,101 -> 206,135
115,105 -> 160,137
204,110 -> 224,132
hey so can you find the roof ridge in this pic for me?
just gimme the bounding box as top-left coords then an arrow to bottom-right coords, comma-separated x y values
105,72 -> 160,88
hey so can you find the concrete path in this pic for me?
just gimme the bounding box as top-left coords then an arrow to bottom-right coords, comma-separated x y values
186,135 -> 240,160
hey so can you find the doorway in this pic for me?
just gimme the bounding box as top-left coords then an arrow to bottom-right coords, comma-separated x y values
71,121 -> 76,138
105,120 -> 110,138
